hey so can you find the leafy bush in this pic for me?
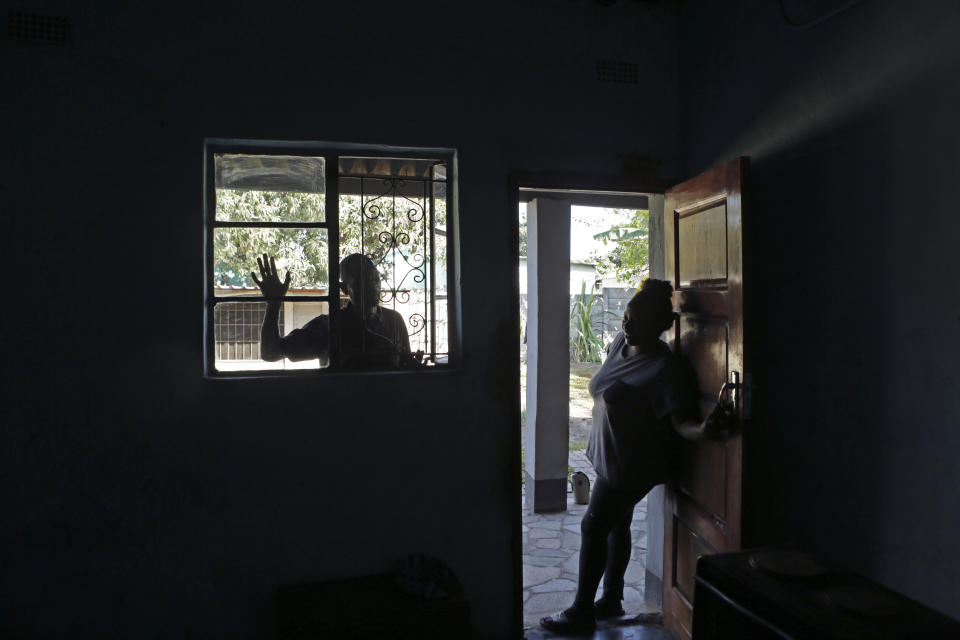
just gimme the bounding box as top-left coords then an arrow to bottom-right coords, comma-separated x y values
569,281 -> 615,363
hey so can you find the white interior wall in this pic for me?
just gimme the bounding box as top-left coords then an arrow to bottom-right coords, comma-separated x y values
1,2 -> 680,638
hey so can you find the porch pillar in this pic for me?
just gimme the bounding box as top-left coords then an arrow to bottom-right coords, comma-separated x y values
524,198 -> 570,513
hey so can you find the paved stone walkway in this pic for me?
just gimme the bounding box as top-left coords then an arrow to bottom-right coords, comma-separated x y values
522,450 -> 651,630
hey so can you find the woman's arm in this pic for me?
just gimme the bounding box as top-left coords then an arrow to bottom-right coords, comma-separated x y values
603,362 -> 735,441
670,403 -> 734,441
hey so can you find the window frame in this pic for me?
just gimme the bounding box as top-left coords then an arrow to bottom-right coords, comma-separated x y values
203,139 -> 459,378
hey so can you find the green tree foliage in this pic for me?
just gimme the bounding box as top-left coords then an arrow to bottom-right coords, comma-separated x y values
592,208 -> 649,285
518,207 -> 527,257
338,191 -> 437,291
214,189 -> 436,291
214,190 -> 328,289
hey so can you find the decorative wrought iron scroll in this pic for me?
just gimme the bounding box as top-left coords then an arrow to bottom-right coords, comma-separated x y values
352,171 -> 444,363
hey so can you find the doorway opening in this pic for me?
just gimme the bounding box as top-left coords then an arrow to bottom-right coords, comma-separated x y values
518,188 -> 657,630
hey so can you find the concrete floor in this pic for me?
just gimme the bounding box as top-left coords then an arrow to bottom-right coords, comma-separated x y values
523,618 -> 675,640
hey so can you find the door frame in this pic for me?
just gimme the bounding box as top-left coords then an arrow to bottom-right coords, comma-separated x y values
508,171 -> 669,638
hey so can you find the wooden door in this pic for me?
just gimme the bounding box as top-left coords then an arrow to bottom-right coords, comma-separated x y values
662,157 -> 746,639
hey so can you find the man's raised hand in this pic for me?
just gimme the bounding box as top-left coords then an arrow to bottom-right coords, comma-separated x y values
251,254 -> 291,300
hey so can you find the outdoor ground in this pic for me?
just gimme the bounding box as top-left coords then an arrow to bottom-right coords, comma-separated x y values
568,363 -> 601,444
521,484 -> 651,629
520,362 -> 600,446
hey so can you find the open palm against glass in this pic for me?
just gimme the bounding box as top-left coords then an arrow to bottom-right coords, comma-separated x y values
251,254 -> 290,299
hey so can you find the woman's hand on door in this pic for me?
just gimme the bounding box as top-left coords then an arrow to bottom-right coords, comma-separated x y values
702,402 -> 735,440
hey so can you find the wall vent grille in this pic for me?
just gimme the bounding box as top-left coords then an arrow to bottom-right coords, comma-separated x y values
8,11 -> 71,43
596,59 -> 639,84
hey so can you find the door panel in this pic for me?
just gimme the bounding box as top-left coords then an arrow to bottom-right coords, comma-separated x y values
664,563 -> 694,639
678,317 -> 729,395
676,442 -> 727,520
662,157 -> 746,640
677,497 -> 727,552
677,203 -> 728,287
675,520 -> 717,602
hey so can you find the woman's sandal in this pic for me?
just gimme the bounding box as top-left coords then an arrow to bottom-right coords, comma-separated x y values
538,609 -> 596,634
634,611 -> 664,625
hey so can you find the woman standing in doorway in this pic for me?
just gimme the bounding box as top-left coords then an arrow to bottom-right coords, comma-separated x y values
540,279 -> 732,635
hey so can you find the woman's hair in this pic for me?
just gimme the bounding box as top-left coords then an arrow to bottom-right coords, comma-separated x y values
628,278 -> 675,331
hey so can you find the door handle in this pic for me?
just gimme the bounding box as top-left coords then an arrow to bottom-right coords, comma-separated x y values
716,371 -> 740,415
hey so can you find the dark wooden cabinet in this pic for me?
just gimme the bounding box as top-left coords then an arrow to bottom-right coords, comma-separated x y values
277,574 -> 470,640
693,550 -> 960,639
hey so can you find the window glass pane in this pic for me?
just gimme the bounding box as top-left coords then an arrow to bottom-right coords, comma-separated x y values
214,228 -> 328,295
213,301 -> 329,371
206,148 -> 453,374
214,154 -> 325,222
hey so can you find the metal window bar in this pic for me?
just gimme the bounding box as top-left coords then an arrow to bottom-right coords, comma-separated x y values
326,151 -> 341,371
428,174 -> 436,360
350,172 -> 442,363
358,176 -> 366,354
214,302 -> 285,361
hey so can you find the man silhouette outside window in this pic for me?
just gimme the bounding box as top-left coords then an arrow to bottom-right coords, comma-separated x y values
252,253 -> 412,369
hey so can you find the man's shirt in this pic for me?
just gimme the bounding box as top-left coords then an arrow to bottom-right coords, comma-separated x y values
278,303 -> 411,369
586,333 -> 689,491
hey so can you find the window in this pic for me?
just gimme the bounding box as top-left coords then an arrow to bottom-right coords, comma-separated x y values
204,141 -> 457,376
